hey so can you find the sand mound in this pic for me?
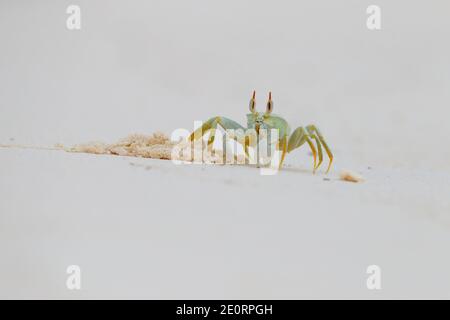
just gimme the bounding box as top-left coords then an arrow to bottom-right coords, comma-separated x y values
68,132 -> 227,163
69,132 -> 176,160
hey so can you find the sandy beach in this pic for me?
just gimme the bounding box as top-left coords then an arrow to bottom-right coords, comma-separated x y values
1,1 -> 450,299
1,144 -> 450,299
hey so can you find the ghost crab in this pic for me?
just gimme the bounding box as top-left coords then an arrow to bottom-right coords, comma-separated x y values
188,91 -> 333,173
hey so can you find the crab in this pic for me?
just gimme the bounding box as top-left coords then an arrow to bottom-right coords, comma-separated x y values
188,91 -> 333,173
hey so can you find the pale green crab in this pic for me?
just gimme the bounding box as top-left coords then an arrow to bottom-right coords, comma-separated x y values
188,91 -> 333,173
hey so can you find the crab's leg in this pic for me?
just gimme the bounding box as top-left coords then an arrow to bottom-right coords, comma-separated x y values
287,127 -> 318,172
305,129 -> 323,171
188,117 -> 216,142
188,116 -> 249,159
306,125 -> 333,173
188,117 -> 244,142
277,137 -> 288,169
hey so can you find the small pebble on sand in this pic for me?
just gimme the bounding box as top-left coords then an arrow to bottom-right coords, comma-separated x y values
339,170 -> 364,183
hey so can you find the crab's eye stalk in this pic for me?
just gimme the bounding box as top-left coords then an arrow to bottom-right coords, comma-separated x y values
266,91 -> 274,114
249,90 -> 256,113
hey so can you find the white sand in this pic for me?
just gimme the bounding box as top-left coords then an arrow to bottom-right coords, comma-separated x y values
1,145 -> 450,299
1,0 -> 450,299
